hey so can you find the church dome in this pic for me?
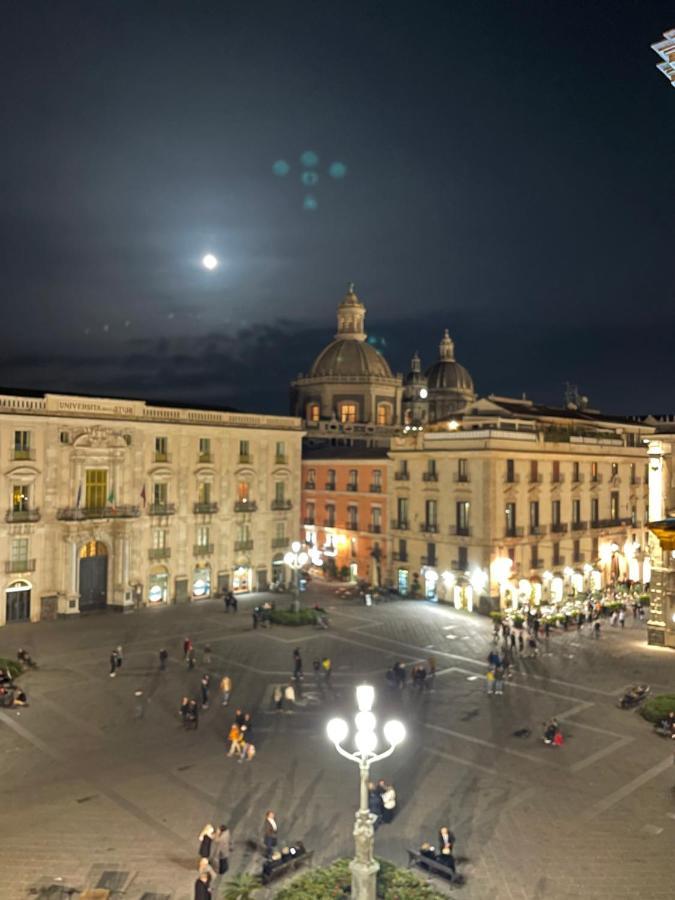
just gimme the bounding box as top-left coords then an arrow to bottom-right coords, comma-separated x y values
309,339 -> 393,378
307,283 -> 394,379
424,330 -> 474,395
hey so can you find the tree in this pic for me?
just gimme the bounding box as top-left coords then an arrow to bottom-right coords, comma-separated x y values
221,873 -> 261,900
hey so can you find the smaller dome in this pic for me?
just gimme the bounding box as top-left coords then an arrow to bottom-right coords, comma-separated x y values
310,339 -> 393,378
425,360 -> 474,393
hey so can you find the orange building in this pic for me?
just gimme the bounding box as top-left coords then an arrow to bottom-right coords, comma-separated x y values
301,448 -> 389,584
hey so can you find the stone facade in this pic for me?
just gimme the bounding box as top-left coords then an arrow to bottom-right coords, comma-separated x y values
1,391 -> 302,626
387,396 -> 654,610
301,448 -> 389,583
645,419 -> 675,647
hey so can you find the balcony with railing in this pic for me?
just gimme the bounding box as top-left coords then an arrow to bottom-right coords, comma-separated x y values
234,500 -> 257,512
369,484 -> 382,493
234,539 -> 254,551
550,522 -> 568,533
11,448 -> 35,461
422,472 -> 439,482
592,517 -> 632,529
420,522 -> 439,533
148,547 -> 171,560
367,524 -> 382,533
392,552 -> 408,562
271,499 -> 292,510
304,481 -> 316,490
504,526 -> 524,538
275,455 -> 288,465
194,502 -> 219,514
590,474 -> 603,485
324,482 -> 336,491
453,473 -> 470,483
572,553 -> 585,564
303,516 -> 315,525
198,452 -> 213,464
148,502 -> 176,516
551,474 -> 565,485
6,508 -> 40,523
449,525 -> 470,537
391,519 -> 409,531
272,537 -> 289,549
5,558 -> 35,573
238,454 -> 252,465
451,559 -> 468,570
572,474 -> 585,486
323,518 -> 336,527
530,558 -> 544,568
530,525 -> 547,536
57,505 -> 140,521
571,520 -> 587,531
346,483 -> 359,492
421,554 -> 437,566
394,471 -> 409,481
154,452 -> 171,463
552,555 -> 565,567
528,475 -> 543,486
194,543 -> 214,556
504,474 -> 521,485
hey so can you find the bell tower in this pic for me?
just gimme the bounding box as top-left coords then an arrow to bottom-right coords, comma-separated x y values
335,282 -> 367,342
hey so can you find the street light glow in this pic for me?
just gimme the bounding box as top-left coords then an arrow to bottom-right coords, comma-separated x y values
327,717 -> 349,744
201,253 -> 218,270
383,719 -> 406,747
356,684 -> 375,712
355,729 -> 377,755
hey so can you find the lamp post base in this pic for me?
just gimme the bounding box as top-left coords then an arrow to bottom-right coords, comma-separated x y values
350,857 -> 379,900
351,810 -> 379,900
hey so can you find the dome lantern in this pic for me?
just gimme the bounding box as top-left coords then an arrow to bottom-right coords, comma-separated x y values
335,282 -> 366,342
439,329 -> 455,361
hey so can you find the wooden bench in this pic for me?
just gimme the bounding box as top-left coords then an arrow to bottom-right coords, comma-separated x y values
407,847 -> 456,883
261,848 -> 314,885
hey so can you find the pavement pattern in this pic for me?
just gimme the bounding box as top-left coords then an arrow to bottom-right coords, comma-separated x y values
0,584 -> 674,900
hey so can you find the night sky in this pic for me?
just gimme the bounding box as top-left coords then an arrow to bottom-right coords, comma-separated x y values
1,1 -> 673,415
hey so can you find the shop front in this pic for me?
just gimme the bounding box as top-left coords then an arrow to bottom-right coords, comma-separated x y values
192,564 -> 211,599
148,566 -> 169,604
233,565 -> 252,593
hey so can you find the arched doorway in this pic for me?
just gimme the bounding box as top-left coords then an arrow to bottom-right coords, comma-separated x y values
79,541 -> 108,612
6,580 -> 31,623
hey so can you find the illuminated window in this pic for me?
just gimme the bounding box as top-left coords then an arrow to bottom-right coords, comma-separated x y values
153,482 -> 167,505
308,403 -> 320,422
85,469 -> 107,509
12,484 -> 29,512
198,482 -> 211,504
610,491 -> 619,520
196,525 -> 210,548
376,404 -> 390,426
237,481 -> 249,502
153,528 -> 168,550
199,438 -> 211,461
275,441 -> 286,462
339,403 -> 357,423
591,461 -> 598,482
239,440 -> 250,462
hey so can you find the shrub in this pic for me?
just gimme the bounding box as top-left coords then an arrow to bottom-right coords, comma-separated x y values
222,873 -> 261,899
640,694 -> 675,724
268,608 -> 318,627
0,658 -> 22,679
512,615 -> 525,628
490,611 -> 504,622
272,857 -> 447,899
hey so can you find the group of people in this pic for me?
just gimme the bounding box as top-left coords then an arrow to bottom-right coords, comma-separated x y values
543,717 -> 564,746
226,708 -> 255,761
194,823 -> 231,899
367,779 -> 397,826
0,664 -> 29,708
386,657 -> 436,690
251,601 -> 274,628
419,825 -> 458,875
222,590 -> 238,613
655,711 -> 675,739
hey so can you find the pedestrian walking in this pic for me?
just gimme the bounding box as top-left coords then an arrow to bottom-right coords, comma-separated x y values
594,620 -> 601,639
203,644 -> 212,665
220,675 -> 232,706
284,682 -> 296,705
322,656 -> 332,681
312,658 -> 321,681
510,631 -> 516,651
210,824 -> 231,875
494,665 -> 504,695
379,780 -> 397,823
116,646 -> 123,669
187,647 -> 196,669
263,810 -> 278,856
273,685 -> 283,711
293,648 -> 303,680
518,632 -> 524,653
610,610 -> 618,627
231,593 -> 238,613
200,674 -> 210,709
527,636 -> 538,658
198,824 -> 215,859
485,669 -> 495,694
183,637 -> 193,659
619,609 -> 625,628
198,857 -> 217,882
252,608 -> 259,629
227,723 -> 244,757
224,592 -> 231,612
159,648 -> 168,671
242,711 -> 252,736
180,695 -> 190,725
109,649 -> 118,677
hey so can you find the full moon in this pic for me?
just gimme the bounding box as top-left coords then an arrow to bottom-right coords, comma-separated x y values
201,253 -> 219,270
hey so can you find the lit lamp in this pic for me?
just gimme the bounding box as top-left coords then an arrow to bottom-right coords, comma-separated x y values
284,540 -> 309,612
327,685 -> 405,900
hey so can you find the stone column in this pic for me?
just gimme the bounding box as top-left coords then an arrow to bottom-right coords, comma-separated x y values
62,537 -> 80,615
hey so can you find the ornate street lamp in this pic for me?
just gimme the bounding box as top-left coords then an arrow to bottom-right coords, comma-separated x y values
326,685 -> 406,900
284,540 -> 309,612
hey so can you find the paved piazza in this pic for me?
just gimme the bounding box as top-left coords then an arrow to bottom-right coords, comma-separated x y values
1,585 -> 674,900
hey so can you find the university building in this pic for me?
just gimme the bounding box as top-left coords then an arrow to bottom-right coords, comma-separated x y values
644,417 -> 675,647
1,391 -> 302,626
388,396 -> 653,610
